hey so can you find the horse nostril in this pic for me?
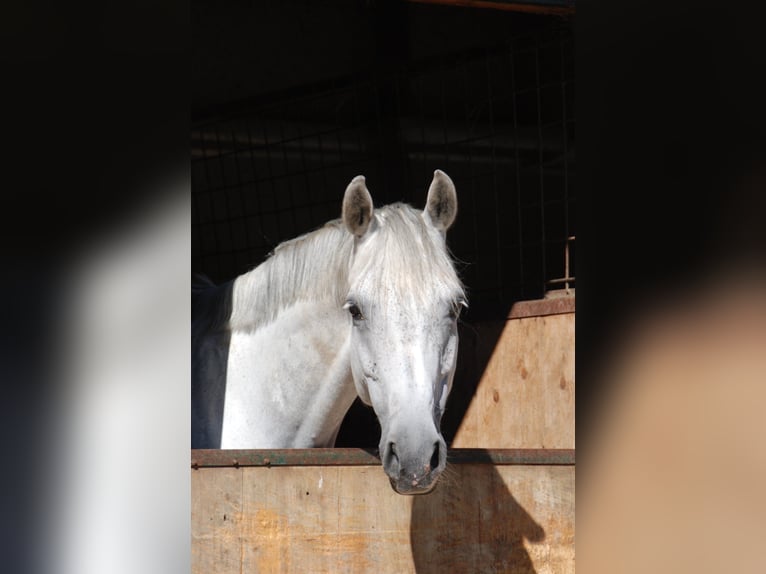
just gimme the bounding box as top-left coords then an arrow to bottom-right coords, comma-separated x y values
385,442 -> 399,470
430,442 -> 440,471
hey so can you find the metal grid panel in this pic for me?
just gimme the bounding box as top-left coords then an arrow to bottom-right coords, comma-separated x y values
192,23 -> 574,309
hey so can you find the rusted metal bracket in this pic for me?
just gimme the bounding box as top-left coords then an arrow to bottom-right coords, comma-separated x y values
546,235 -> 576,297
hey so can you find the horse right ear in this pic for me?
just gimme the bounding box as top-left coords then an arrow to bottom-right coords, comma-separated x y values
342,175 -> 374,237
424,169 -> 457,233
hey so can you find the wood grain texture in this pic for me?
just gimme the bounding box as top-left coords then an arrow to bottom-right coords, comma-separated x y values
452,312 -> 575,448
191,468 -> 242,574
192,464 -> 574,573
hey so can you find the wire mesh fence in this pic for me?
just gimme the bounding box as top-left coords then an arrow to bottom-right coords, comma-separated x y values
192,22 -> 574,311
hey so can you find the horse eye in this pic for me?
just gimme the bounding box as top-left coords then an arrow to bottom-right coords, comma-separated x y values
348,304 -> 364,321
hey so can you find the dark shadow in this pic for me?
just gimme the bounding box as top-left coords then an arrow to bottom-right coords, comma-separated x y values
441,305 -> 512,445
191,275 -> 234,448
410,458 -> 545,573
334,397 -> 380,447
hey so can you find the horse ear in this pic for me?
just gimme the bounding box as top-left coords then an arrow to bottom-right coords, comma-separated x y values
424,169 -> 457,233
342,175 -> 374,237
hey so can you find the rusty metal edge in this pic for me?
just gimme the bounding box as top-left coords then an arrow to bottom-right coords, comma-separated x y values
191,448 -> 575,468
507,296 -> 575,319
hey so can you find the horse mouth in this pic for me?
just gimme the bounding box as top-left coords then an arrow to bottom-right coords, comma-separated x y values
388,476 -> 439,496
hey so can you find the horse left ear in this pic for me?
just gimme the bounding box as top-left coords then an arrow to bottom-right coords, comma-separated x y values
342,175 -> 374,238
424,169 -> 457,233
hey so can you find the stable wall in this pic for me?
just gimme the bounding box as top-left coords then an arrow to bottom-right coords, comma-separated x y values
453,296 -> 575,448
192,451 -> 574,574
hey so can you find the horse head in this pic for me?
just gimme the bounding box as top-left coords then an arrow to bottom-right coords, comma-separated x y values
341,170 -> 465,495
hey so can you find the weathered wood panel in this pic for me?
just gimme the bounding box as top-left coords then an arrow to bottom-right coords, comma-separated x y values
192,461 -> 574,574
453,308 -> 575,448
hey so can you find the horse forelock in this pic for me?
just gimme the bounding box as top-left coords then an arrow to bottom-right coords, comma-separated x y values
350,204 -> 465,310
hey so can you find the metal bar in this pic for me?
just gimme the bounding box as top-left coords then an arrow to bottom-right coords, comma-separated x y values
546,235 -> 575,292
535,37 -> 547,296
510,41 -> 526,299
191,448 -> 575,469
486,49 -> 503,303
564,232 -> 570,290
560,37 -> 571,251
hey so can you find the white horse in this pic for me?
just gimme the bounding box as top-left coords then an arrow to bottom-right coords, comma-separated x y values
192,170 -> 466,494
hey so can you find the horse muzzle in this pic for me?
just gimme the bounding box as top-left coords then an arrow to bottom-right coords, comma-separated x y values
381,437 -> 446,495
388,473 -> 440,495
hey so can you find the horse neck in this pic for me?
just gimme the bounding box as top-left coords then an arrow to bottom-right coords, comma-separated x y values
228,222 -> 354,333
221,223 -> 358,448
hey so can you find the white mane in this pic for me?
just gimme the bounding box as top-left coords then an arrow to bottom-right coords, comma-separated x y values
227,203 -> 465,333
228,220 -> 353,332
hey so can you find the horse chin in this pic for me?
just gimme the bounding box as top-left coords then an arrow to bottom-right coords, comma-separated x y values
388,475 -> 440,496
